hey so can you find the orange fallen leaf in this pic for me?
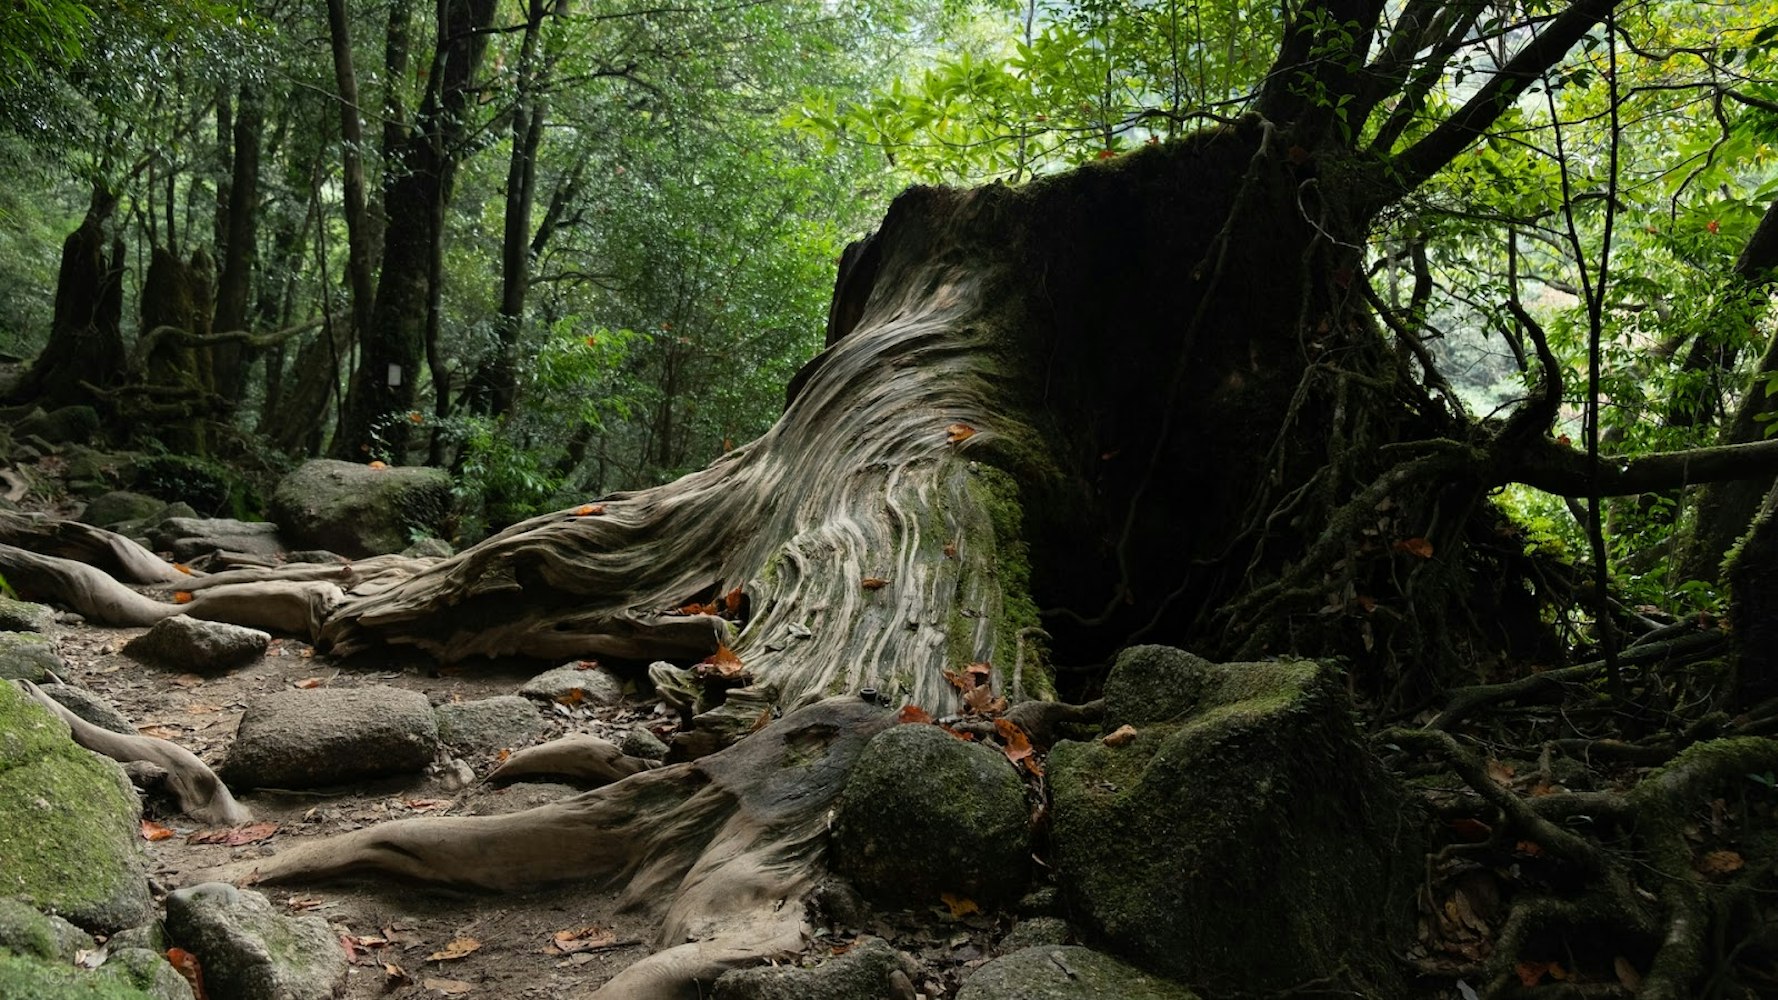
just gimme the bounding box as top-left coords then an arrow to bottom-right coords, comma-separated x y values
723,587 -> 744,615
939,892 -> 980,918
996,718 -> 1042,776
1101,724 -> 1138,747
554,688 -> 587,706
941,726 -> 975,741
700,644 -> 746,680
294,677 -> 324,689
173,591 -> 194,604
1515,839 -> 1545,857
407,411 -> 424,424
141,820 -> 175,841
943,542 -> 957,559
1393,537 -> 1434,559
551,925 -> 617,953
898,705 -> 934,725
964,683 -> 1007,717
572,503 -> 606,516
1516,961 -> 1557,986
573,659 -> 600,671
861,577 -> 890,590
945,422 -> 977,443
1447,817 -> 1492,841
165,947 -> 206,999
1699,849 -> 1744,874
368,460 -> 387,470
426,937 -> 482,962
173,563 -> 193,575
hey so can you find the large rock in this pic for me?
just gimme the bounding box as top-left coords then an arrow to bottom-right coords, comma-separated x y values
221,685 -> 439,789
80,492 -> 169,529
713,936 -> 917,999
959,946 -> 1198,1000
0,597 -> 55,633
123,616 -> 270,673
434,695 -> 545,755
270,459 -> 452,558
0,681 -> 152,932
14,405 -> 100,445
149,517 -> 286,561
831,722 -> 1030,907
1049,647 -> 1421,997
163,883 -> 345,1000
0,631 -> 64,681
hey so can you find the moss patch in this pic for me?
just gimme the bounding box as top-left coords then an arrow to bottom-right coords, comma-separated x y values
0,681 -> 150,931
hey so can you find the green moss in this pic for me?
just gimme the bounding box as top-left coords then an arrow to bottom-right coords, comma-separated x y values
0,682 -> 147,930
0,951 -> 158,999
963,463 -> 1055,701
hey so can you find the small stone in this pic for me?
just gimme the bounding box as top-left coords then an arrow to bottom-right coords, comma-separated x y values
519,662 -> 625,706
619,726 -> 669,760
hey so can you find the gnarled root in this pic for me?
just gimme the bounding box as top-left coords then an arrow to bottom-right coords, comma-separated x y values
484,734 -> 661,787
0,543 -> 182,626
209,698 -> 894,998
18,679 -> 252,826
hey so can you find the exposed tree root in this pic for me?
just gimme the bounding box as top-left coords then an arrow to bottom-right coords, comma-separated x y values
0,543 -> 183,625
17,679 -> 252,826
0,511 -> 187,585
1386,726 -> 1778,999
220,698 -> 893,998
483,734 -> 662,786
184,581 -> 344,639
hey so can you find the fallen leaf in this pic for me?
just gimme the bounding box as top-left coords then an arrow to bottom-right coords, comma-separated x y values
700,645 -> 747,680
554,688 -> 587,706
1699,849 -> 1744,875
1447,817 -> 1492,841
1514,839 -> 1544,857
966,661 -> 992,679
996,718 -> 1043,776
1516,960 -> 1560,986
861,577 -> 890,590
141,820 -> 175,841
898,705 -> 934,725
165,947 -> 206,999
495,748 -> 511,763
943,542 -> 957,559
939,892 -> 980,918
572,503 -> 606,516
173,563 -> 193,575
723,587 -> 744,614
368,460 -> 387,470
1485,758 -> 1515,786
551,926 -> 617,954
1101,724 -> 1138,747
173,591 -> 194,604
574,659 -> 599,670
139,724 -> 183,739
676,601 -> 719,616
294,677 -> 324,689
188,821 -> 279,847
945,422 -> 977,443
169,673 -> 205,688
964,684 -> 1007,717
426,937 -> 482,962
1614,956 -> 1642,991
423,978 -> 473,995
1393,537 -> 1435,559
404,798 -> 450,812
384,962 -> 411,985
285,896 -> 327,911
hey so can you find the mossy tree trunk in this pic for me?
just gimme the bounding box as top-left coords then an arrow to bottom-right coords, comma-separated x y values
2,183 -> 127,408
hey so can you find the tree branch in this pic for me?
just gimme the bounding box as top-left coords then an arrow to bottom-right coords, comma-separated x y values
1383,0 -> 1617,199
1503,436 -> 1778,496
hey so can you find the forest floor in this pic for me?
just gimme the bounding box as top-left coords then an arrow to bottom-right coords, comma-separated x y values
15,468 -> 1012,998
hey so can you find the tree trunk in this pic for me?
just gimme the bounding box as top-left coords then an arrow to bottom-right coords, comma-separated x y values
322,0 -> 377,421
3,183 -> 128,408
334,0 -> 497,461
137,246 -> 218,453
464,0 -> 549,420
211,83 -> 262,406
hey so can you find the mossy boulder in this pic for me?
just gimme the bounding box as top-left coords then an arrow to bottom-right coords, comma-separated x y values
1049,646 -> 1421,998
0,597 -> 56,633
132,454 -> 255,519
958,946 -> 1199,1000
0,631 -> 63,681
0,680 -> 152,932
270,459 -> 452,558
163,883 -> 345,1000
15,405 -> 100,446
80,492 -> 169,530
0,900 -> 191,1000
831,722 -> 1030,907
